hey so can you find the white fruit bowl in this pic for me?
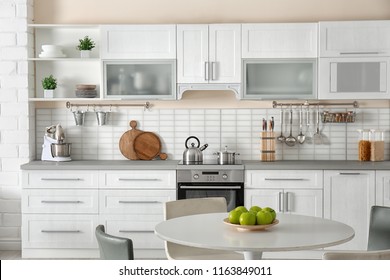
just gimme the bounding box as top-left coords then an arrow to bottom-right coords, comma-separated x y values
223,218 -> 279,232
41,44 -> 62,52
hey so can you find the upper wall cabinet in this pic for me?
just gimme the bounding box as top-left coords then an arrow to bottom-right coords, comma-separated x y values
242,23 -> 318,58
100,25 -> 176,59
319,21 -> 390,57
176,24 -> 241,98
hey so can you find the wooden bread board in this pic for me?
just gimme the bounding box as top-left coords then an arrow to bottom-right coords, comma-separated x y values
134,131 -> 168,160
119,120 -> 143,160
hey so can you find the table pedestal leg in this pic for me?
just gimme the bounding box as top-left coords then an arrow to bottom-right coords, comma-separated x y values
243,251 -> 263,260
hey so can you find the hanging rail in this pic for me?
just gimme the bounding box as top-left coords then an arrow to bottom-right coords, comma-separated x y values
272,100 -> 358,108
65,101 -> 151,110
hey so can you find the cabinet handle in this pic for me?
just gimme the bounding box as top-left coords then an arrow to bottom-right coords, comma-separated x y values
340,52 -> 380,55
285,192 -> 290,212
205,62 -> 209,81
278,192 -> 283,212
211,62 -> 216,80
118,200 -> 160,204
118,178 -> 160,182
119,230 -> 154,233
179,185 -> 242,189
41,230 -> 81,233
339,173 -> 361,175
41,178 -> 83,181
265,178 -> 306,181
41,200 -> 82,204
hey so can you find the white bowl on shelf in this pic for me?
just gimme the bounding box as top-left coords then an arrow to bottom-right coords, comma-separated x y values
41,44 -> 62,52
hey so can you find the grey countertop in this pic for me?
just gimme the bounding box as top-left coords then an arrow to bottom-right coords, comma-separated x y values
20,160 -> 390,170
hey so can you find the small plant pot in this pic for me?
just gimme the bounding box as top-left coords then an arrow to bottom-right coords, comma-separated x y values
44,89 -> 54,98
80,50 -> 91,58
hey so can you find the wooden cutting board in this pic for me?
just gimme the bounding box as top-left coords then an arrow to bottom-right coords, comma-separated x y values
133,131 -> 168,160
119,120 -> 143,160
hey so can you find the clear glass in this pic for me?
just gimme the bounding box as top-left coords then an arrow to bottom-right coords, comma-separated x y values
358,129 -> 371,161
104,60 -> 176,99
370,129 -> 385,161
243,59 -> 316,99
336,62 -> 381,92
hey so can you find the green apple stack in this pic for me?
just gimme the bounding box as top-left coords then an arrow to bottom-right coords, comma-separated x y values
228,205 -> 276,225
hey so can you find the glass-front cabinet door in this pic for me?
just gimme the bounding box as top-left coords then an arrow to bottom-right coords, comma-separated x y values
319,57 -> 390,99
242,59 -> 317,99
103,60 -> 176,99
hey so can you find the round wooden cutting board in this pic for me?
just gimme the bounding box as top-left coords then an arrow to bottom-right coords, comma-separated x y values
133,132 -> 168,160
119,120 -> 143,160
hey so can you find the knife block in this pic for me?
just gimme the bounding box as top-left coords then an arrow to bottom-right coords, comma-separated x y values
260,132 -> 275,161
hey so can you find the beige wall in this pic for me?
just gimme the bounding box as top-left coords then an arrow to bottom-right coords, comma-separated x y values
34,0 -> 390,24
33,0 -> 390,108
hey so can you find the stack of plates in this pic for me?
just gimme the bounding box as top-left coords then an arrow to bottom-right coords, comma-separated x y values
75,84 -> 97,98
39,45 -> 66,58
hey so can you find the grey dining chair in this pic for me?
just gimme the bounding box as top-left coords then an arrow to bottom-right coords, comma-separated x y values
163,197 -> 244,260
95,225 -> 134,260
323,205 -> 390,260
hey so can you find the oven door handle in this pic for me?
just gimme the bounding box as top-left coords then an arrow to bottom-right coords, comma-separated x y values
179,185 -> 242,189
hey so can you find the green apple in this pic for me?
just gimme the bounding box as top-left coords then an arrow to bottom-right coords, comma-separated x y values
235,206 -> 248,213
256,210 -> 274,225
228,209 -> 242,224
239,211 -> 256,225
262,207 -> 276,220
249,205 -> 262,213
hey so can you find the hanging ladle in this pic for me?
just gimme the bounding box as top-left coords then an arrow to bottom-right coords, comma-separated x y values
285,105 -> 297,147
277,107 -> 286,143
297,105 -> 306,144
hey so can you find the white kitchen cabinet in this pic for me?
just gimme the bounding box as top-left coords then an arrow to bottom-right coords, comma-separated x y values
242,23 -> 318,58
100,25 -> 176,59
245,170 -> 323,217
28,24 -> 101,100
176,24 -> 241,98
21,169 -> 176,259
324,170 -> 376,250
375,171 -> 390,207
99,170 -> 176,259
319,21 -> 390,57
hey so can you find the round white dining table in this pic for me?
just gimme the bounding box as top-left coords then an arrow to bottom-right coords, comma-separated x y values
155,212 -> 355,260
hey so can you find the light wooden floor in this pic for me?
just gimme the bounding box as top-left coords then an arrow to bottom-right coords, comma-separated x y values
0,251 -> 22,260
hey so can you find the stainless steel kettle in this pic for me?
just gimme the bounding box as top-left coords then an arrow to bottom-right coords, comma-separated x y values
182,136 -> 208,164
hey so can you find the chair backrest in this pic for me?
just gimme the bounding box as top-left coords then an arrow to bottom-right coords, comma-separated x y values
95,225 -> 134,260
164,197 -> 228,220
323,249 -> 390,260
367,206 -> 390,251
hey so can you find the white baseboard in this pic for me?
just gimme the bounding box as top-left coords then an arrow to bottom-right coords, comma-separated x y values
0,241 -> 21,251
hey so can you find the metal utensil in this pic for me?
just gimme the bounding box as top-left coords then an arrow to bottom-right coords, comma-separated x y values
305,108 -> 313,144
313,105 -> 323,145
297,106 -> 305,144
285,106 -> 296,147
277,108 -> 286,142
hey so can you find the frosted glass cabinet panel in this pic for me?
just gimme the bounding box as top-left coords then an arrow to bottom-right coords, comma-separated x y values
319,57 -> 390,99
103,61 -> 176,99
242,59 -> 317,99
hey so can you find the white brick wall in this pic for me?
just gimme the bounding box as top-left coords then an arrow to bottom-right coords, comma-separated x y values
0,0 -> 32,250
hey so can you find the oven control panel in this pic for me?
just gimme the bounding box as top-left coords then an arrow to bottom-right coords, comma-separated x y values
177,170 -> 244,183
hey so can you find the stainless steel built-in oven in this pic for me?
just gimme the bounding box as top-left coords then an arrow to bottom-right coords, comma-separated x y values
177,169 -> 244,211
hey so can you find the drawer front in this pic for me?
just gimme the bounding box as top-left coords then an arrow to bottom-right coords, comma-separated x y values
245,170 -> 323,189
99,170 -> 176,189
100,190 -> 176,214
22,214 -> 98,249
101,215 -> 164,249
22,171 -> 98,189
22,189 -> 98,214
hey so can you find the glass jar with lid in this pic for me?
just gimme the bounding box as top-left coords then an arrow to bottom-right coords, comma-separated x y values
370,129 -> 385,161
357,129 -> 371,161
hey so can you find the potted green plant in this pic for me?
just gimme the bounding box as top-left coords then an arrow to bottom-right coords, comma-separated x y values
77,35 -> 96,58
41,75 -> 57,98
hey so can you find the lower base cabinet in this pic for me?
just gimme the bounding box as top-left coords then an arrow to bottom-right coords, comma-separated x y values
324,170 -> 376,251
21,170 -> 176,259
